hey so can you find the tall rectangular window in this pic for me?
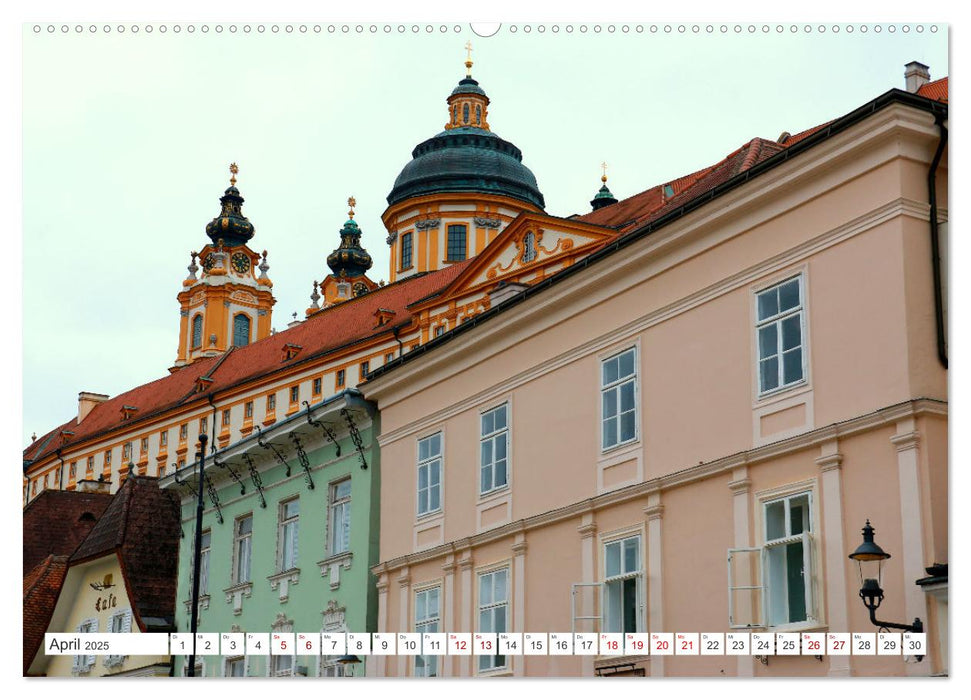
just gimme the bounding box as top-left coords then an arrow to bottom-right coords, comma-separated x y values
415,587 -> 441,677
122,442 -> 132,461
603,535 -> 642,634
478,569 -> 508,671
756,276 -> 805,394
336,369 -> 346,388
329,480 -> 352,555
289,385 -> 299,404
480,404 -> 509,495
244,401 -> 253,419
222,409 -> 231,427
267,394 -> 276,412
313,377 -> 322,396
160,430 -> 168,448
447,224 -> 467,261
386,352 -> 395,363
401,232 -> 413,269
86,456 -> 94,476
764,492 -> 813,626
234,515 -> 253,584
104,449 -> 112,468
278,499 -> 299,572
199,417 -> 208,435
360,361 -> 370,378
140,437 -> 149,454
191,530 -> 211,595
601,347 -> 637,450
179,423 -> 188,441
417,433 -> 442,516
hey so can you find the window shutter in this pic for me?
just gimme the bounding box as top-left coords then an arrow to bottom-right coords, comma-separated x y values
122,608 -> 133,633
86,618 -> 98,668
802,532 -> 817,622
727,547 -> 765,628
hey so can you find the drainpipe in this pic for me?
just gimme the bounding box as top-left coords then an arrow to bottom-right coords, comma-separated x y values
393,326 -> 404,358
55,448 -> 66,491
207,393 -> 219,453
928,114 -> 948,369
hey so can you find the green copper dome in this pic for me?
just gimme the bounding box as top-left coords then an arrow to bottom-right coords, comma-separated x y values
388,127 -> 545,209
205,185 -> 255,247
590,183 -> 618,211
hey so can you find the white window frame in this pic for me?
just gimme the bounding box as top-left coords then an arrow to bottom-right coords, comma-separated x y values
601,533 -> 644,635
414,585 -> 442,677
600,347 -> 638,452
477,567 -> 510,673
73,618 -> 97,673
278,498 -> 300,572
224,656 -> 246,677
416,432 -> 443,517
727,482 -> 821,630
755,274 -> 807,397
328,479 -> 352,555
233,514 -> 253,584
190,529 -> 211,595
479,403 -> 510,496
104,608 -> 132,668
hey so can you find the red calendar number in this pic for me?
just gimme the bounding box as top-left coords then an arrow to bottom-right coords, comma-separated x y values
681,640 -> 693,651
657,641 -> 669,651
457,641 -> 467,650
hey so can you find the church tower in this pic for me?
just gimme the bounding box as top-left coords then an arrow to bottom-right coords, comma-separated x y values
383,44 -> 545,282
306,197 -> 379,315
174,164 -> 275,367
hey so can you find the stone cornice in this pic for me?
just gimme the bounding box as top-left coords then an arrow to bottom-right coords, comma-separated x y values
371,398 -> 947,573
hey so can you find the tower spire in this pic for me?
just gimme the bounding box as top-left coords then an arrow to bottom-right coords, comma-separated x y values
590,162 -> 618,211
465,40 -> 473,77
229,162 -> 238,187
327,196 -> 373,279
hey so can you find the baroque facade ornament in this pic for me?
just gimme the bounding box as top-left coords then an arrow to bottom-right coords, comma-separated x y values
473,216 -> 502,229
415,218 -> 441,230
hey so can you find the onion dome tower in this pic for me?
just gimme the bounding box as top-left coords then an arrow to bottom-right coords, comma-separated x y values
590,162 -> 618,211
308,197 -> 379,315
383,44 -> 546,282
173,164 -> 275,368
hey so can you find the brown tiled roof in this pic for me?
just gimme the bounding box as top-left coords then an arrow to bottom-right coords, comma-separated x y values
24,555 -> 69,675
23,489 -> 113,574
577,77 -> 948,234
24,264 -> 469,466
70,476 -> 182,631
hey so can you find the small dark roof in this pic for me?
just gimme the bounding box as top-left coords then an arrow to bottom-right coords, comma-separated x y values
71,475 -> 182,630
23,489 -> 113,574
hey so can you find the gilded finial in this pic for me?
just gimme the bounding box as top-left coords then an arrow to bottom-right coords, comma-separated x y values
347,196 -> 356,219
601,161 -> 608,184
229,162 -> 238,186
465,40 -> 473,77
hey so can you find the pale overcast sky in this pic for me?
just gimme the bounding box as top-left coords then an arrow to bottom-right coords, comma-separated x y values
21,22 -> 948,445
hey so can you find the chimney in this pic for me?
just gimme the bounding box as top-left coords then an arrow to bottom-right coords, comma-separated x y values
488,281 -> 530,307
76,477 -> 111,494
78,391 -> 109,423
905,61 -> 931,93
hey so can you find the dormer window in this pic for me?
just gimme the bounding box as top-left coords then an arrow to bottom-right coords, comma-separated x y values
195,376 -> 214,393
282,343 -> 303,361
120,405 -> 138,420
374,308 -> 397,327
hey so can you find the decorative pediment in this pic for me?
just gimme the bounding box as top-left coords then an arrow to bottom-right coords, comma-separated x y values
415,212 -> 617,311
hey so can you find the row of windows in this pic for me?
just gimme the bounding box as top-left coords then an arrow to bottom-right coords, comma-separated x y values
190,313 -> 252,350
410,276 -> 807,515
193,481 -> 352,595
410,490 -> 815,677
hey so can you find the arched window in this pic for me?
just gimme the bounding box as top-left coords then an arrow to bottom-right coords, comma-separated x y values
476,104 -> 481,125
191,314 -> 203,349
453,104 -> 458,125
463,103 -> 470,124
522,231 -> 537,263
233,313 -> 251,347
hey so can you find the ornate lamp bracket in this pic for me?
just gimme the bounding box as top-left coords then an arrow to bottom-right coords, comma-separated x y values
241,453 -> 266,509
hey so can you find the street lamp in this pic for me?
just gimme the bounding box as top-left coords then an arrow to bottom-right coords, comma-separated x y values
848,520 -> 923,643
336,654 -> 362,677
187,434 -> 208,677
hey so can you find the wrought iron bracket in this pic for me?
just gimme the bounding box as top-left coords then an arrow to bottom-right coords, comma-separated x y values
305,401 -> 341,457
212,454 -> 245,496
173,463 -> 198,498
203,471 -> 224,524
241,453 -> 266,509
257,425 -> 292,477
289,433 -> 315,490
341,407 -> 368,470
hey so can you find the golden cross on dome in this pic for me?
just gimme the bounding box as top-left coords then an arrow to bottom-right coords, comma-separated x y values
347,196 -> 356,218
229,162 -> 239,186
465,40 -> 473,77
601,161 -> 608,183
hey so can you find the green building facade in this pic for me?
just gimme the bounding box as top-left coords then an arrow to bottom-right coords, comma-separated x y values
162,389 -> 378,677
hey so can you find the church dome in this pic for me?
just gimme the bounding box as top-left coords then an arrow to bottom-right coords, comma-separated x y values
205,164 -> 255,247
326,199 -> 373,279
386,70 -> 545,210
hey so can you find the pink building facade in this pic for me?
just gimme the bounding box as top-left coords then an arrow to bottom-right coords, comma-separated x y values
364,81 -> 949,677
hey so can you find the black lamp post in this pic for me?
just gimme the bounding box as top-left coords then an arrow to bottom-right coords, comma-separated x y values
187,434 -> 208,677
848,520 -> 923,656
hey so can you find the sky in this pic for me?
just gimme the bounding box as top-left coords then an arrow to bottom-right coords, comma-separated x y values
20,23 -> 947,447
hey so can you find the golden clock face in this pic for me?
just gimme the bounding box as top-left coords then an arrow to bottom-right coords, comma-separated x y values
353,281 -> 369,297
231,252 -> 250,274
202,253 -> 215,272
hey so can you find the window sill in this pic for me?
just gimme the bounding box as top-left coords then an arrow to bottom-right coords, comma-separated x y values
766,621 -> 828,634
416,509 -> 443,523
476,666 -> 511,678
599,438 -> 640,459
267,568 -> 300,603
223,582 -> 253,615
285,405 -> 299,417
477,485 -> 510,506
182,594 -> 211,616
754,380 -> 810,407
262,415 -> 277,427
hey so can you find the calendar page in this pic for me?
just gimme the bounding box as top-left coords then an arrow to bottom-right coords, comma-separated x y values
21,4 -> 949,685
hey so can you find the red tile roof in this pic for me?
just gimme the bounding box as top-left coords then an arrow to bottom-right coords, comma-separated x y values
70,475 -> 182,631
23,489 -> 114,573
918,76 -> 948,103
24,555 -> 69,675
24,263 -> 470,465
577,77 -> 948,235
